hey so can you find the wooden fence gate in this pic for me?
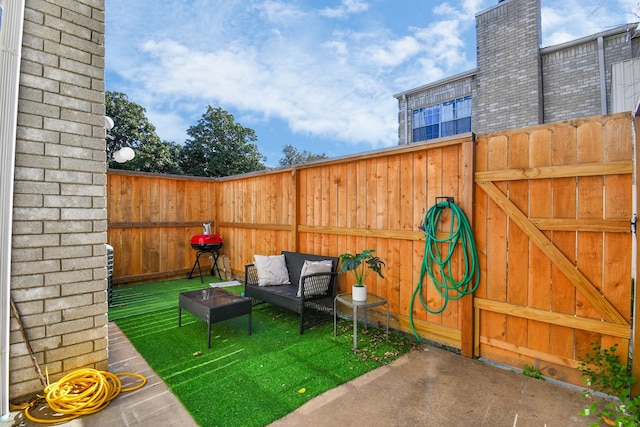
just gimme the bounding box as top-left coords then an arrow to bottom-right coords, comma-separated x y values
473,113 -> 634,386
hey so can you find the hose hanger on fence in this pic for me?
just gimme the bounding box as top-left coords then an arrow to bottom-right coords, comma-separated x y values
410,197 -> 480,341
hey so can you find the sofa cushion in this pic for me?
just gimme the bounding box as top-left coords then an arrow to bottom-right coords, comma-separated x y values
297,259 -> 333,297
254,254 -> 290,286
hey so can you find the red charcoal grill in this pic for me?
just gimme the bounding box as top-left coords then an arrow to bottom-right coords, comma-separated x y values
187,234 -> 224,282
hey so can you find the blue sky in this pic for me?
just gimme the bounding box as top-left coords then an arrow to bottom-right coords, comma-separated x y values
105,0 -> 638,167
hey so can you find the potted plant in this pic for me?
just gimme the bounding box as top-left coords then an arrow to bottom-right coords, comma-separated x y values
338,249 -> 385,301
578,342 -> 640,426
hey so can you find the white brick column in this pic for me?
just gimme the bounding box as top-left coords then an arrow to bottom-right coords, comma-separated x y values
8,0 -> 108,399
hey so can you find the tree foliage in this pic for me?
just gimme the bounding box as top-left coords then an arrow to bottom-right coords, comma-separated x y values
279,144 -> 328,166
179,106 -> 266,177
105,91 -> 183,174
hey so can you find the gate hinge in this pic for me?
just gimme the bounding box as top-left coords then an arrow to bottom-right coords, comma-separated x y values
632,213 -> 637,234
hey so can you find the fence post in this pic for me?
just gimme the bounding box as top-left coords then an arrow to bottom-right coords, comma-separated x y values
632,113 -> 640,396
460,137 -> 476,357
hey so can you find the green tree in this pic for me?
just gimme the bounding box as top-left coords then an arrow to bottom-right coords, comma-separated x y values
106,91 -> 183,174
180,106 -> 266,177
279,144 -> 328,166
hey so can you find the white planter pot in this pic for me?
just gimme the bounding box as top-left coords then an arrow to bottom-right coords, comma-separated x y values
352,285 -> 367,301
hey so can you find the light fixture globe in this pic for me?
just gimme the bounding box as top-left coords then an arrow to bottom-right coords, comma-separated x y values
120,146 -> 135,161
113,150 -> 126,163
105,116 -> 114,131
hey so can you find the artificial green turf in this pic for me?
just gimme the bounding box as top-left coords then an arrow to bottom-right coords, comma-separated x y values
111,279 -> 417,427
109,277 -> 228,321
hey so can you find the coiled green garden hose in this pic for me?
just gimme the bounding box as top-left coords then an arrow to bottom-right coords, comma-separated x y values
410,200 -> 480,341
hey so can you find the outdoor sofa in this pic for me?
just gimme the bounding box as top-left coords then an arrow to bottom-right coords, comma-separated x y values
244,251 -> 339,334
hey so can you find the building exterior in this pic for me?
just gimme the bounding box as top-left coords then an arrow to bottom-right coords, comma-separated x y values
394,0 -> 640,145
1,0 -> 108,413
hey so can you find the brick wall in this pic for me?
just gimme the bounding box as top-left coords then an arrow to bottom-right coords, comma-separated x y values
474,0 -> 542,135
542,31 -> 632,122
9,0 -> 107,398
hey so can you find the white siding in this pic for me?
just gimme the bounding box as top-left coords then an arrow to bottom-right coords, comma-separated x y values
612,58 -> 640,113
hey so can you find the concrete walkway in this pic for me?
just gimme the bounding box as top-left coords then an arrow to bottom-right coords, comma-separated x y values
2,323 -> 602,426
2,323 -> 198,427
272,346 -> 601,427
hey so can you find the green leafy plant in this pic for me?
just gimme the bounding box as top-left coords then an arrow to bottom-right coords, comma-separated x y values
578,342 -> 640,426
338,249 -> 385,286
523,364 -> 545,381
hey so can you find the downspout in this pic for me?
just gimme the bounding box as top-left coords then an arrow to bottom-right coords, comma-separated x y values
403,94 -> 408,145
597,36 -> 607,114
0,0 -> 25,420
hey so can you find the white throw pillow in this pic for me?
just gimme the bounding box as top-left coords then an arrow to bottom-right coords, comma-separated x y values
254,254 -> 290,286
297,260 -> 333,297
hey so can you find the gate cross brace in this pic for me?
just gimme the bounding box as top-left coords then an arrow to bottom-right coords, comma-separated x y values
477,181 -> 628,326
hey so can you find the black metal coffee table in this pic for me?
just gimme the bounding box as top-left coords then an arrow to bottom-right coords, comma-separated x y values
178,287 -> 252,348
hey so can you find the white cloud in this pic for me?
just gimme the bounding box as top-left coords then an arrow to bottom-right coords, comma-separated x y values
319,0 -> 370,19
363,36 -> 423,67
541,0 -> 633,46
257,0 -> 308,24
134,37 -> 395,146
146,110 -> 190,143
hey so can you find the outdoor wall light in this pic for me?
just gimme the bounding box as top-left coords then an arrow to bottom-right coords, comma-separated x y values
105,116 -> 135,163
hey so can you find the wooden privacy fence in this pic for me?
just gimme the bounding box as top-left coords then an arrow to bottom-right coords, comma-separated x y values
106,112 -> 637,387
107,173 -> 217,283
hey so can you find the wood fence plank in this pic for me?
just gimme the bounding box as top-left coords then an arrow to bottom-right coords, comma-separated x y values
290,170 -> 298,251
377,158 -> 388,231
604,172 -> 632,324
412,151 -> 428,323
316,167 -> 325,228
602,116 -> 633,348
386,238 -> 401,314
367,159 -> 377,230
270,175 -> 278,225
388,156 -> 401,231
426,147 -> 444,324
486,135 -> 508,343
336,163 -> 347,229
345,161 -> 357,229
441,145 -> 460,330
575,120 -> 606,358
550,125 -> 578,360
459,139 -> 475,356
356,160 -> 368,229
604,116 -> 632,162
400,153 -> 414,230
329,164 -> 339,229
526,129 -> 553,353
473,136 -> 489,353
505,132 -> 529,349
374,237 -> 388,298
299,170 -> 308,228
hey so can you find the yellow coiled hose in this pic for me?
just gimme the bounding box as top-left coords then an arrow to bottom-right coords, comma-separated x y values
23,368 -> 146,424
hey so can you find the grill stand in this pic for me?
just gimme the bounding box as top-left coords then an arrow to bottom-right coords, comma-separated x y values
187,249 -> 222,283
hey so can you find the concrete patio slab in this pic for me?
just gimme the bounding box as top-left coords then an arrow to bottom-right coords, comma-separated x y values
2,323 -> 604,427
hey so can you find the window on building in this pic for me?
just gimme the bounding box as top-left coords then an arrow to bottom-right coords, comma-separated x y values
412,96 -> 471,142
